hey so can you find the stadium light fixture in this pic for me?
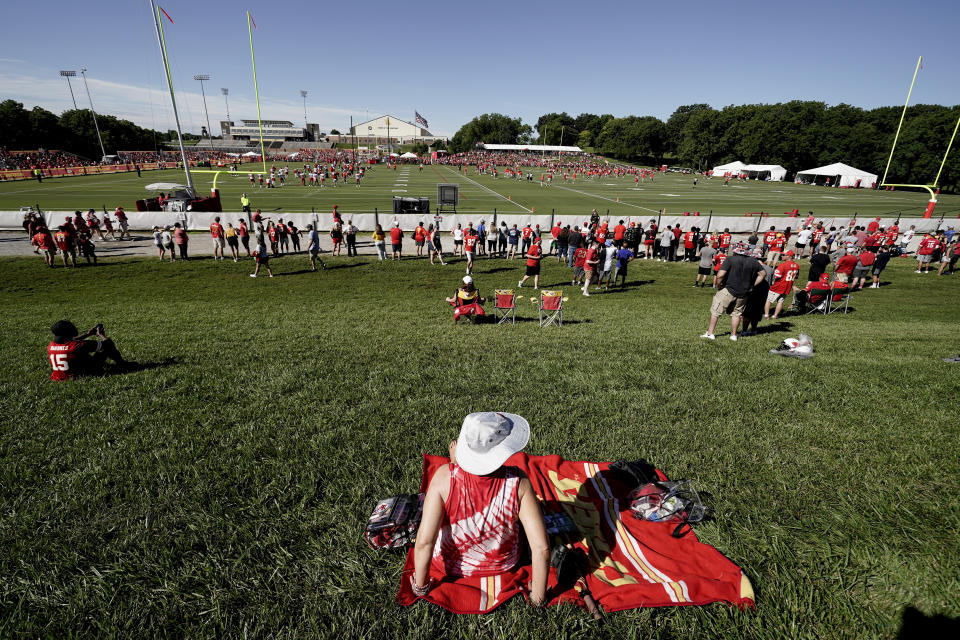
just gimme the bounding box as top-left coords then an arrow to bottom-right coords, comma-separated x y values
194,74 -> 213,144
79,68 -> 107,159
59,70 -> 78,110
300,90 -> 308,136
221,87 -> 230,123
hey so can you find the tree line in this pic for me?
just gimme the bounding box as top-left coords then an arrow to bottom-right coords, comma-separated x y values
450,102 -> 960,191
0,99 -> 199,160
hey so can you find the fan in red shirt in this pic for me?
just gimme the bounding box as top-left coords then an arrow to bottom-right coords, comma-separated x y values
763,227 -> 777,252
463,230 -> 479,275
32,227 -> 56,267
518,238 -> 543,289
53,227 -> 77,268
764,251 -> 800,318
581,241 -> 601,296
209,217 -> 226,261
683,229 -> 696,261
47,320 -> 130,381
390,223 -> 404,260
916,233 -> 938,273
866,218 -> 881,234
884,225 -> 899,246
792,273 -> 832,313
834,252 -> 858,282
719,229 -> 732,250
613,220 -> 626,242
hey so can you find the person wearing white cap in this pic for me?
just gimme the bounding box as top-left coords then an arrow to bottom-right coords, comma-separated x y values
411,412 -> 549,605
445,276 -> 486,323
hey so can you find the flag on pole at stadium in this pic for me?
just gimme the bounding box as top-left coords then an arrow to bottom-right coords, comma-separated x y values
415,111 -> 429,129
159,6 -> 174,23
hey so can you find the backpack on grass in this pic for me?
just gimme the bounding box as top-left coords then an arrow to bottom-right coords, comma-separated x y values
365,494 -> 424,550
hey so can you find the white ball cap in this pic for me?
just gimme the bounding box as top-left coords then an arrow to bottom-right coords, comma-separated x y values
462,275 -> 473,285
455,412 -> 530,476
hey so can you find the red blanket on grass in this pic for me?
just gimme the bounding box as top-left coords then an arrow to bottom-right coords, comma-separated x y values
396,453 -> 754,614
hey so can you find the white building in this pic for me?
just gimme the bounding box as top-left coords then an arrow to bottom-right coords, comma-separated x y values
350,115 -> 433,142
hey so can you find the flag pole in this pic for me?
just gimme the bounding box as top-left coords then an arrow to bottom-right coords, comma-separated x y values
150,0 -> 194,191
248,11 -> 267,177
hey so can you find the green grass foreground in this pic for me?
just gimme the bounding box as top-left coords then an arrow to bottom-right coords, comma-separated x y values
0,252 -> 958,638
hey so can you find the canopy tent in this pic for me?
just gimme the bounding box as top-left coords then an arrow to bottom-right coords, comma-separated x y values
480,143 -> 583,153
741,164 -> 787,182
711,161 -> 746,176
241,151 -> 260,157
795,162 -> 878,188
711,161 -> 786,181
400,152 -> 418,158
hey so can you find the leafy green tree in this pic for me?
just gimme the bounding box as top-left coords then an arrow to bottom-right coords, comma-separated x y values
449,113 -> 528,152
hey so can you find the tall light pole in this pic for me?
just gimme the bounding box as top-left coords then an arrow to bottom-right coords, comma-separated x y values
300,90 -> 308,138
79,68 -> 107,159
59,70 -> 78,110
221,87 -> 230,123
194,74 -> 212,144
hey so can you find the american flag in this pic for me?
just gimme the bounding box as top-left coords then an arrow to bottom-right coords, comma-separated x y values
415,111 -> 429,129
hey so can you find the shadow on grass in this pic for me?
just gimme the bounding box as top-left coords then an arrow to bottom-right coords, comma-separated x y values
475,267 -> 515,275
95,357 -> 180,377
753,321 -> 794,335
898,607 -> 960,638
593,279 -> 656,292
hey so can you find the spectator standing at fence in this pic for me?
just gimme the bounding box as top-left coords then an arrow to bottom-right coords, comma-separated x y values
566,226 -> 582,267
507,224 -> 520,259
237,220 -> 251,256
225,223 -> 240,262
345,220 -> 358,257
173,222 -> 189,260
658,226 -> 673,261
372,224 -> 387,261
210,217 -> 226,261
497,221 -> 508,257
390,222 -> 404,261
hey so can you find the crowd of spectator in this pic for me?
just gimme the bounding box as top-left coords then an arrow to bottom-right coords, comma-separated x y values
0,147 -> 97,171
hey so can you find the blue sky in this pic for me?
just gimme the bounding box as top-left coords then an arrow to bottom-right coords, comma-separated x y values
2,0 -> 958,137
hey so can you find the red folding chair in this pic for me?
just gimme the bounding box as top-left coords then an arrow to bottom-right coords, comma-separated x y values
494,289 -> 517,324
539,290 -> 563,327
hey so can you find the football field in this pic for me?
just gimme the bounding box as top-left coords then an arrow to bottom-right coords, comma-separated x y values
1,240 -> 958,637
2,162 -> 959,223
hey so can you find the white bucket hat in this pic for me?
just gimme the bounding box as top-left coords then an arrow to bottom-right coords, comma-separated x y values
455,412 -> 529,476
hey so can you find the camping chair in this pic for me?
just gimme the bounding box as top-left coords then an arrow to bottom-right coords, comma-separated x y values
826,284 -> 851,314
539,290 -> 563,327
493,289 -> 517,324
803,288 -> 830,315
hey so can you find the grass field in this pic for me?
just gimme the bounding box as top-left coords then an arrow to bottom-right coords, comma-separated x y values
3,162 -> 959,223
1,249 -> 958,638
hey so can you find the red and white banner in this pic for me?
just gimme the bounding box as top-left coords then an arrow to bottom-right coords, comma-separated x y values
396,454 -> 754,614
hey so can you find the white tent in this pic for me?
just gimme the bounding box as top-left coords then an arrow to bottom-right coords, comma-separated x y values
711,161 -> 746,176
241,151 -> 260,157
400,152 -> 418,158
795,162 -> 878,188
741,164 -> 787,182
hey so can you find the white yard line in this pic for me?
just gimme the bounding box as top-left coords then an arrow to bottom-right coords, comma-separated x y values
553,185 -> 661,214
442,167 -> 532,212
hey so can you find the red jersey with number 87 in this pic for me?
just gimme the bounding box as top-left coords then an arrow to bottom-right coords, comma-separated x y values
770,261 -> 800,295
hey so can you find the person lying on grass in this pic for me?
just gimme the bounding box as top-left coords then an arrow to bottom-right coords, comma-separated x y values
411,412 -> 549,606
445,276 -> 485,323
47,320 -> 131,381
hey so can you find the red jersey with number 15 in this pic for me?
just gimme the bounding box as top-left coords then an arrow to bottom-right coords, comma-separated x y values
47,340 -> 87,381
770,260 -> 800,295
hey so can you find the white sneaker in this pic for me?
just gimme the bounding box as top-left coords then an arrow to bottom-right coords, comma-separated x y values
700,333 -> 715,340
518,280 -> 523,288
582,291 -> 590,296
249,274 -> 257,278
729,335 -> 738,341
915,270 -> 922,273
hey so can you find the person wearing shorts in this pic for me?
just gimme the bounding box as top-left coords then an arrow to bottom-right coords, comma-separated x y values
869,245 -> 891,287
702,243 -> 764,341
518,237 -> 542,289
210,217 -> 226,261
250,242 -> 273,277
695,244 -> 716,287
225,223 -> 240,262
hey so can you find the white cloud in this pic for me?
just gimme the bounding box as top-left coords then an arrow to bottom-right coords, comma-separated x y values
0,71 -> 392,137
